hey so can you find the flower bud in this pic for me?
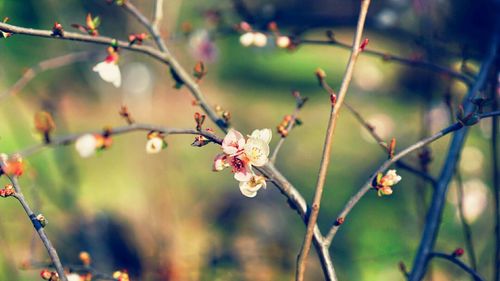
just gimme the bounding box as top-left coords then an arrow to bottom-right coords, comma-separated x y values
452,248 -> 464,257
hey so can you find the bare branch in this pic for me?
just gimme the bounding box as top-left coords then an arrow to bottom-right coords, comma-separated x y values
0,174 -> 68,281
428,252 -> 484,281
0,52 -> 95,101
324,110 -> 500,246
455,171 -> 477,270
300,38 -> 474,86
295,1 -> 371,280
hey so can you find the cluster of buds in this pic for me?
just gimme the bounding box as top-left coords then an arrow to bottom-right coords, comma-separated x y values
238,22 -> 267,48
194,112 -> 206,131
215,105 -> 231,124
213,129 -> 271,197
193,61 -> 207,83
118,105 -> 134,125
372,169 -> 402,196
456,105 -> 480,127
277,115 -> 293,137
34,111 -> 56,143
1,17 -> 12,38
128,32 -> 148,46
40,269 -> 59,281
75,132 -> 113,158
0,184 -> 15,198
51,22 -> 64,37
72,13 -> 100,36
0,153 -> 24,177
93,45 -> 121,87
145,131 -> 167,154
112,270 -> 130,281
36,214 -> 48,227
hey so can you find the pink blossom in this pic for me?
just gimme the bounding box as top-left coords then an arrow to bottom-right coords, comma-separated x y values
222,129 -> 245,155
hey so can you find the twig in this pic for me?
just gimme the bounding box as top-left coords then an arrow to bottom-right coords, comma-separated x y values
299,38 -> 474,86
343,101 -> 437,185
492,69 -> 499,281
0,22 -> 227,130
428,252 -> 484,281
323,111 -> 500,246
0,174 -> 68,281
455,171 -> 477,270
408,31 -> 499,281
270,107 -> 301,163
0,52 -> 94,101
295,1 -> 371,280
13,124 -> 222,158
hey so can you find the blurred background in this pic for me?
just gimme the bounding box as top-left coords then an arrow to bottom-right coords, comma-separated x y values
0,0 -> 498,280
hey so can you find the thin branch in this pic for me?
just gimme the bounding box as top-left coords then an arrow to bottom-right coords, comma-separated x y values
343,102 -> 437,185
270,107 -> 301,163
0,174 -> 68,281
324,111 -> 500,246
299,38 -> 474,86
428,252 -> 484,281
13,124 -> 222,158
455,171 -> 477,270
295,1 -> 371,280
0,22 -> 227,130
0,52 -> 95,101
408,31 -> 499,281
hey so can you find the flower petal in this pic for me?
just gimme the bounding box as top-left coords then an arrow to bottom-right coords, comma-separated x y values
93,61 -> 121,88
250,128 -> 272,144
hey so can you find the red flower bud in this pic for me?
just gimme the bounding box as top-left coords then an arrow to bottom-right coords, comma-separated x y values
359,38 -> 369,51
452,248 -> 464,257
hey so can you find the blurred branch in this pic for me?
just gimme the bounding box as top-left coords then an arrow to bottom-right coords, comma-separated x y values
14,124 -> 222,158
295,1 -> 371,280
428,252 -> 484,281
408,31 -> 499,281
300,38 -> 474,86
343,101 -> 437,185
0,173 -> 68,281
0,21 -> 227,129
455,171 -> 477,270
0,52 -> 95,101
152,0 -> 164,30
492,68 -> 499,281
324,110 -> 500,246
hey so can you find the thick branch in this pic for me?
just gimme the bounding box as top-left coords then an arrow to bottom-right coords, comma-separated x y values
295,1 -> 371,280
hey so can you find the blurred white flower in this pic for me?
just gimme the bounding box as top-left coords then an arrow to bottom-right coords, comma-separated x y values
146,137 -> 164,154
75,134 -> 97,158
189,29 -> 218,62
253,32 -> 268,47
67,273 -> 81,281
239,32 -> 255,47
93,61 -> 121,87
276,36 -> 291,48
